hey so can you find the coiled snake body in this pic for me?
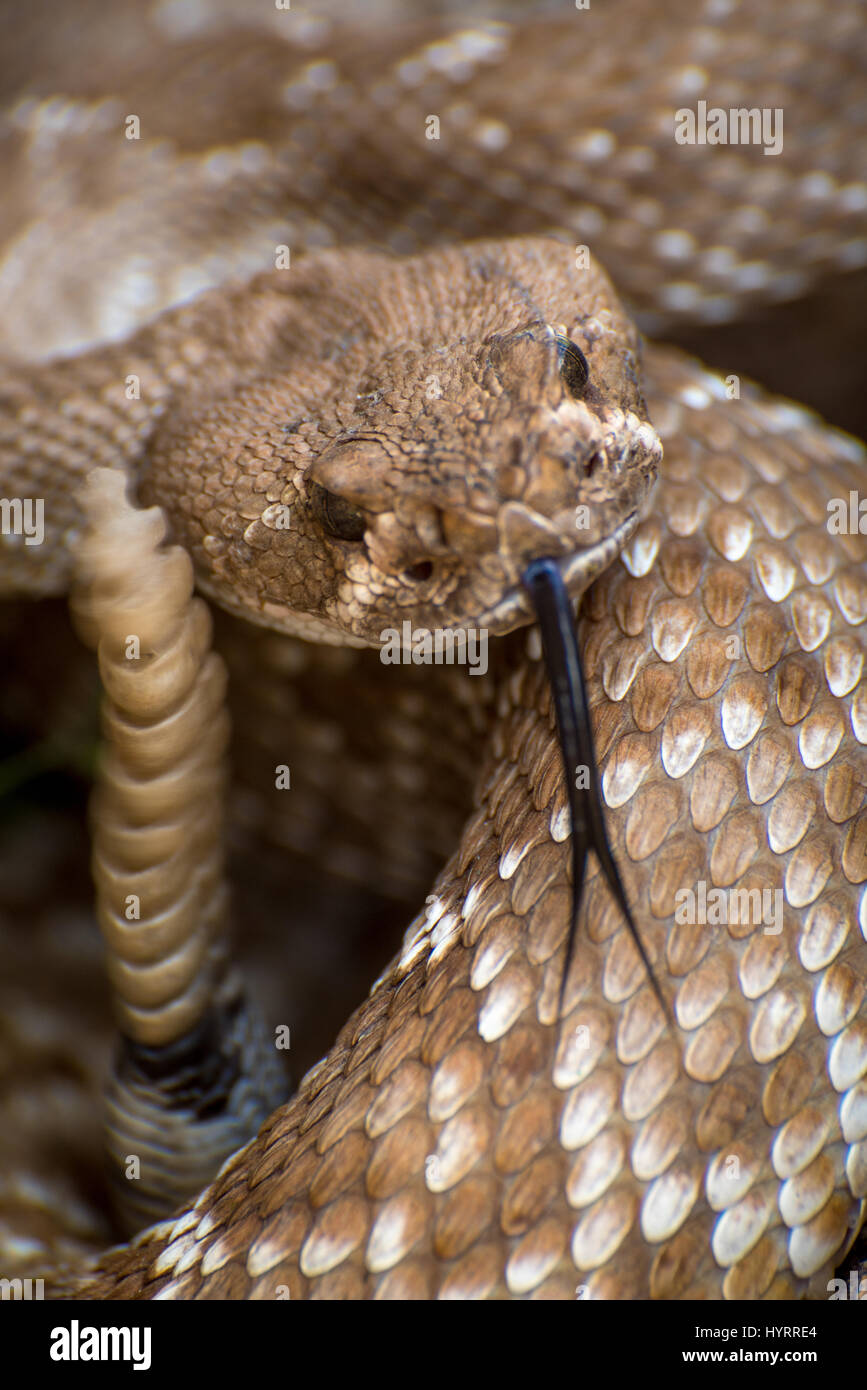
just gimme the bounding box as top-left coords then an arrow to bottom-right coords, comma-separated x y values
0,0 -> 866,1300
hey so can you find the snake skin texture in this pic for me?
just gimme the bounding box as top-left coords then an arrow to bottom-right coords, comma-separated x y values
0,0 -> 865,1300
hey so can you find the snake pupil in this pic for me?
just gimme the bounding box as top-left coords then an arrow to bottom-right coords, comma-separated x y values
556,336 -> 590,398
309,482 -> 367,543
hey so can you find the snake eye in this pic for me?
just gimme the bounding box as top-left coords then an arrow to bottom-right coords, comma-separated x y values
309,482 -> 367,543
556,337 -> 589,398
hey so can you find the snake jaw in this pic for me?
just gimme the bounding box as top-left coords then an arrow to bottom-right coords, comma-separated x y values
474,509 -> 643,635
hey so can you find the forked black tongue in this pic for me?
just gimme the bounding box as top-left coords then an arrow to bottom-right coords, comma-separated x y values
521,557 -> 668,1022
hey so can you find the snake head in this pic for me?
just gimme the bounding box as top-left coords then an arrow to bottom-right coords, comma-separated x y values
143,239 -> 661,646
303,308 -> 660,644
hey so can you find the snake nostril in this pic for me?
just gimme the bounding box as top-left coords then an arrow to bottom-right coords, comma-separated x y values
584,450 -> 603,477
404,560 -> 434,583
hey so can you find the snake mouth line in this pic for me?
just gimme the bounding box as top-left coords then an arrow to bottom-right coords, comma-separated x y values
474,510 -> 641,635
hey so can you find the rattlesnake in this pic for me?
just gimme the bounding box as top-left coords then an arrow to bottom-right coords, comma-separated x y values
0,0 -> 865,1300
